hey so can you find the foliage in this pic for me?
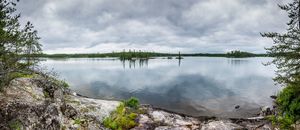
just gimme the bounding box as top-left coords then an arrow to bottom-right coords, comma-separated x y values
262,0 -> 300,128
226,50 -> 255,58
103,103 -> 138,130
73,118 -> 86,125
261,1 -> 300,85
268,84 -> 300,129
8,120 -> 22,130
123,97 -> 139,109
33,70 -> 70,99
56,79 -> 69,88
0,0 -> 41,89
119,50 -> 151,60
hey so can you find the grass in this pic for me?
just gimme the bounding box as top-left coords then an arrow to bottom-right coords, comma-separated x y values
103,97 -> 141,130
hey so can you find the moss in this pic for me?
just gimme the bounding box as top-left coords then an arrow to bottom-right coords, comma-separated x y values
9,120 -> 22,130
103,103 -> 138,130
9,72 -> 35,79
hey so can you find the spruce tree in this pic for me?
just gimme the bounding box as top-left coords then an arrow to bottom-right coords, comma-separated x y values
262,1 -> 300,85
261,1 -> 300,129
0,0 -> 41,88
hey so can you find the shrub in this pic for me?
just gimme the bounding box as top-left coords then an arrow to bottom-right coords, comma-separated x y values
270,84 -> 300,129
103,103 -> 138,130
123,97 -> 139,109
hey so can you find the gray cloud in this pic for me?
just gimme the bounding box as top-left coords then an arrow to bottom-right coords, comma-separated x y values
17,0 -> 288,53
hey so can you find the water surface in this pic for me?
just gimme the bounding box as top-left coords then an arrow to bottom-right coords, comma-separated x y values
41,57 -> 279,118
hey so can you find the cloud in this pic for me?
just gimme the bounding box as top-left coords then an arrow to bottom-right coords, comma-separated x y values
17,0 -> 288,53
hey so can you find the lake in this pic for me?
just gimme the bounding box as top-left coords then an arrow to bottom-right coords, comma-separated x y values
41,57 -> 280,118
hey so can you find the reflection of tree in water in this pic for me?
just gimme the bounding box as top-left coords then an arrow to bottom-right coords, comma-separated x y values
121,59 -> 149,69
121,58 -> 183,68
227,58 -> 249,66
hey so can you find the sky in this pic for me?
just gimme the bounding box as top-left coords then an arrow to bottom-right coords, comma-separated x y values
17,0 -> 288,54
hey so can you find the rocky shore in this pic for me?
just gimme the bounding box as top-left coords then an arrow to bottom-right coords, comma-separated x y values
0,78 -> 276,130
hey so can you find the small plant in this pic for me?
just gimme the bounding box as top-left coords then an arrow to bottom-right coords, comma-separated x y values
103,97 -> 140,130
9,120 -> 22,130
43,91 -> 50,98
73,118 -> 86,125
74,118 -> 81,125
52,78 -> 70,89
123,97 -> 139,109
60,80 -> 70,88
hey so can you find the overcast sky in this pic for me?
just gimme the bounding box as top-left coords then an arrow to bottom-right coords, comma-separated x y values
17,0 -> 288,54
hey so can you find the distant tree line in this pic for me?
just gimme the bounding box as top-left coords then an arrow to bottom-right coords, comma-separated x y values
225,50 -> 256,58
37,51 -> 268,59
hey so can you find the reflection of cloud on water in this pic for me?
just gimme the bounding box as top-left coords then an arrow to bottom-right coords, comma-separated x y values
81,73 -> 240,117
42,57 -> 279,118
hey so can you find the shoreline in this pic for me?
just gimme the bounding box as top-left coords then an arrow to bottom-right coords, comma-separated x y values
72,91 -> 270,120
0,78 -> 275,129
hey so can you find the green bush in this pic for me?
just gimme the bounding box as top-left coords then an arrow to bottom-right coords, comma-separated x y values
103,103 -> 138,130
50,77 -> 70,89
270,84 -> 300,129
123,97 -> 139,109
60,80 -> 70,88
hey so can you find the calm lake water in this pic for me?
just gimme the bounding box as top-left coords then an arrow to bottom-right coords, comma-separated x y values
41,57 -> 280,118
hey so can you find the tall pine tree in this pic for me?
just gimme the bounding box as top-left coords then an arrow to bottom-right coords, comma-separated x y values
0,0 -> 41,88
262,1 -> 300,85
262,1 -> 300,129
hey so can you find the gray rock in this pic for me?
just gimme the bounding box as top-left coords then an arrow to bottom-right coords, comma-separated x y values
0,78 -> 119,130
139,114 -> 153,124
201,121 -> 244,130
61,104 -> 78,119
260,106 -> 272,116
145,110 -> 200,130
53,88 -> 64,103
155,126 -> 190,130
0,78 -> 275,130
